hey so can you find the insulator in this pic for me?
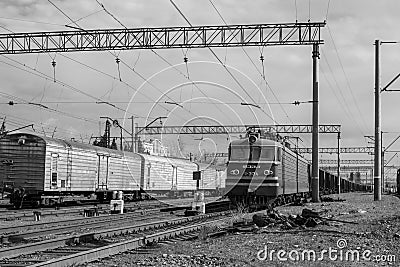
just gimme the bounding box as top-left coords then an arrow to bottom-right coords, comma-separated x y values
51,60 -> 57,82
115,58 -> 121,64
184,57 -> 188,63
8,101 -> 14,105
260,55 -> 264,61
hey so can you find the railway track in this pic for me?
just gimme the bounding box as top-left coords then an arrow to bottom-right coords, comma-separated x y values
0,199 -> 230,243
0,203 -> 158,221
0,212 -> 229,267
0,197 -> 220,221
0,209 -> 168,243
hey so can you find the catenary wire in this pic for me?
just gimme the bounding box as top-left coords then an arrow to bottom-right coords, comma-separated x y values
93,0 -> 239,125
169,0 -> 276,123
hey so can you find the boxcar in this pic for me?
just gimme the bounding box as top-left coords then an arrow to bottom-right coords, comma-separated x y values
0,133 -> 142,207
281,145 -> 310,195
138,153 -> 198,196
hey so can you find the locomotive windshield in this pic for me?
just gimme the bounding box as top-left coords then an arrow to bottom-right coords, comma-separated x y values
230,145 -> 275,161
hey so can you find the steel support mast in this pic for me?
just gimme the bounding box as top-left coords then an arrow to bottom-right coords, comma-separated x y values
374,40 -> 381,201
312,43 -> 320,202
337,132 -> 341,193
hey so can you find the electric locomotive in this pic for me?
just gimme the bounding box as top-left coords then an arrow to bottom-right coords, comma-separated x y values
225,128 -> 311,206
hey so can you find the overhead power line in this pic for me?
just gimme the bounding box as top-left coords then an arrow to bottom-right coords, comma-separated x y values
326,25 -> 369,134
208,0 -> 294,124
0,91 -> 97,123
46,0 -> 198,125
1,55 -> 125,114
94,0 -> 237,125
169,0 -> 276,123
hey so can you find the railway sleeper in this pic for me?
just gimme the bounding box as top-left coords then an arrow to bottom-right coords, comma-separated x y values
0,213 -> 227,264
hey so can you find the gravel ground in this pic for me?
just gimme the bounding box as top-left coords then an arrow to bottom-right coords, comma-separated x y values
85,192 -> 400,266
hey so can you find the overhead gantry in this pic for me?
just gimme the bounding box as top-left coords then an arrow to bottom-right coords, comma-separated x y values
0,21 -> 325,202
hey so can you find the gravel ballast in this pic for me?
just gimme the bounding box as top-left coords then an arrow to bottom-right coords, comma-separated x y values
84,192 -> 400,266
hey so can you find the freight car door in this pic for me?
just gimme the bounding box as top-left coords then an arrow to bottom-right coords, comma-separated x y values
65,146 -> 72,190
171,165 -> 178,190
97,154 -> 109,190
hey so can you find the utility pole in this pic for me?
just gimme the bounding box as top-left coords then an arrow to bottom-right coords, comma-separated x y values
374,39 -> 381,201
381,131 -> 384,194
131,116 -> 135,152
337,132 -> 341,194
100,116 -> 132,150
296,137 -> 299,193
134,122 -> 139,153
134,116 -> 167,154
312,43 -> 320,203
374,39 -> 400,200
119,127 -> 123,151
106,120 -> 111,148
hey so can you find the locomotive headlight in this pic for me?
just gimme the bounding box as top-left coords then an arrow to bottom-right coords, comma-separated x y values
249,135 -> 257,144
230,169 -> 240,175
264,169 -> 273,176
18,137 -> 26,145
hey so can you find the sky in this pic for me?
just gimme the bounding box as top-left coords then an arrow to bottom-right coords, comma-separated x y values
1,0 -> 400,177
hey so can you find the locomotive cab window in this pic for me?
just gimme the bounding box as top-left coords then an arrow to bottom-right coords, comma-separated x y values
230,145 -> 275,161
230,146 -> 250,161
260,147 -> 275,161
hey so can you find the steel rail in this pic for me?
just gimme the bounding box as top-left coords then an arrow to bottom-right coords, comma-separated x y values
0,197 -> 224,238
0,212 -> 227,260
31,218 -> 226,267
0,207 -> 162,235
1,209 -> 164,240
0,196 -> 217,220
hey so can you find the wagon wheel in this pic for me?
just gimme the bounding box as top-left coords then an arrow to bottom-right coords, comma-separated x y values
12,189 -> 22,209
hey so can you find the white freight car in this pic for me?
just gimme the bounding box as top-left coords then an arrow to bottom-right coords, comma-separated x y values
138,153 -> 198,195
0,133 -> 142,207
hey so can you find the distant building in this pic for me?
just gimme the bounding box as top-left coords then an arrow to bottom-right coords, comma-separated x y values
141,139 -> 169,156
